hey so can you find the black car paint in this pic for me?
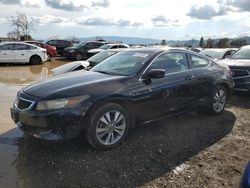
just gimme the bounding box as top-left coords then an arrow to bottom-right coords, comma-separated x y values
11,49 -> 234,140
45,39 -> 73,56
63,42 -> 104,60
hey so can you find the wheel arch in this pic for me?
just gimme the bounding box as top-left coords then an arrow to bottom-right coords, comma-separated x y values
214,80 -> 231,98
85,97 -> 136,129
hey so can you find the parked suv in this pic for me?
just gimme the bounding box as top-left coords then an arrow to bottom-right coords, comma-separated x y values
11,49 -> 234,149
63,41 -> 105,60
218,45 -> 250,92
45,39 -> 73,56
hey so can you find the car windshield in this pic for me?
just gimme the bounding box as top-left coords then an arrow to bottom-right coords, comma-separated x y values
230,47 -> 250,59
76,42 -> 86,48
91,51 -> 153,76
201,50 -> 224,59
87,51 -> 117,65
99,44 -> 111,50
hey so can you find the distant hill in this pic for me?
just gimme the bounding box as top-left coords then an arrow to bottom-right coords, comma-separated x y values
77,36 -> 161,45
166,39 -> 199,47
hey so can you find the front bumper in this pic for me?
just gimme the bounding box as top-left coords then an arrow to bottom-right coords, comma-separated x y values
10,107 -> 87,140
234,79 -> 250,92
63,51 -> 76,59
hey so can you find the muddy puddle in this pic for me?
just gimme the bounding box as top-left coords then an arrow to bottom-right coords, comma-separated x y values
0,58 -> 71,188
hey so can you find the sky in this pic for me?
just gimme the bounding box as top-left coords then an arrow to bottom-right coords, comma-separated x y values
0,0 -> 250,40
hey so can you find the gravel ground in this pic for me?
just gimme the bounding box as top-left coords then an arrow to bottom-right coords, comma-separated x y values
7,94 -> 249,188
0,59 -> 249,188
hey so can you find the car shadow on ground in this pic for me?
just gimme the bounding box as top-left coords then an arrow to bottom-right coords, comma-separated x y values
11,110 -> 236,188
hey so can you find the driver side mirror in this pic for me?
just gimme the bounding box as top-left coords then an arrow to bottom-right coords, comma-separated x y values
141,69 -> 165,84
147,69 -> 165,79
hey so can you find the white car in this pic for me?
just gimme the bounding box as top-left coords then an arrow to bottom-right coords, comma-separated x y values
88,43 -> 129,56
0,42 -> 47,64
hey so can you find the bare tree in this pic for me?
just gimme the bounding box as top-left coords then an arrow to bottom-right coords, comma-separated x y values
8,12 -> 34,41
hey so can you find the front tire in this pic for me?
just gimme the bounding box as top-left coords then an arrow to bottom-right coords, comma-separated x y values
208,85 -> 228,115
85,103 -> 130,150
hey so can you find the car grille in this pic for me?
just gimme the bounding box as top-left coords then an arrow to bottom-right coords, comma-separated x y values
15,97 -> 35,111
231,69 -> 250,79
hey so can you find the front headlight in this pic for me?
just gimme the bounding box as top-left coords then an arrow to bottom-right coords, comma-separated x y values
69,50 -> 75,53
36,95 -> 90,110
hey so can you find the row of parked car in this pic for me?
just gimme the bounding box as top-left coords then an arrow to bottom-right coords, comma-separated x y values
0,39 -> 129,64
0,39 -> 250,94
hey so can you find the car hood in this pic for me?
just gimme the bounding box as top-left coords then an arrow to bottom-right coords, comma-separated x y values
218,59 -> 250,67
23,70 -> 126,99
51,61 -> 89,76
88,49 -> 105,53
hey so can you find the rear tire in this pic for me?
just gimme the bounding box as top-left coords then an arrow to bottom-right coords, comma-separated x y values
30,55 -> 42,65
85,103 -> 130,150
208,85 -> 228,115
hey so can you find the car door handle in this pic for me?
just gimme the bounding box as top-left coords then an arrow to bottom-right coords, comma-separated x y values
21,54 -> 24,56
185,75 -> 195,80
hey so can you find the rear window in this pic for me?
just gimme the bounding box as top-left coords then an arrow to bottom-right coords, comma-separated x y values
189,54 -> 210,68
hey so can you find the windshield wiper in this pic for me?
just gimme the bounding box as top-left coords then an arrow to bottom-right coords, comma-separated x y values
94,70 -> 114,75
94,70 -> 128,76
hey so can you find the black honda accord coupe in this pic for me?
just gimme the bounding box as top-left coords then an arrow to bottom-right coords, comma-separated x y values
11,48 -> 234,149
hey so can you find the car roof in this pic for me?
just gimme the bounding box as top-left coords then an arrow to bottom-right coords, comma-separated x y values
0,41 -> 45,49
104,43 -> 128,46
0,41 -> 36,46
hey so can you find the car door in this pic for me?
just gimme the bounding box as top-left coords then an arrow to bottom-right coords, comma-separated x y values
188,53 -> 215,100
0,44 -> 16,62
134,52 -> 197,122
15,44 -> 32,63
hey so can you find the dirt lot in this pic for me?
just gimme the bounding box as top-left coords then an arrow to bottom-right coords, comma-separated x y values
0,58 -> 249,188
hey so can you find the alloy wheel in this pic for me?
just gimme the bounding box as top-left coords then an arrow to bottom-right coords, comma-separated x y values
96,110 -> 126,145
213,89 -> 226,113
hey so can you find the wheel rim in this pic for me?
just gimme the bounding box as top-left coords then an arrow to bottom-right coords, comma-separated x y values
213,89 -> 226,112
47,54 -> 51,60
96,110 -> 126,145
32,57 -> 40,64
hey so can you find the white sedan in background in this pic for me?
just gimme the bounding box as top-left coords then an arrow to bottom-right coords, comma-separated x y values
88,43 -> 129,56
0,42 -> 47,64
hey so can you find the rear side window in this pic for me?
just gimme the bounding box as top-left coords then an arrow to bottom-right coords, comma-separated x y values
15,44 -> 36,50
118,45 -> 128,48
189,54 -> 210,68
86,42 -> 102,49
47,40 -> 57,45
0,44 -> 15,50
110,45 -> 118,49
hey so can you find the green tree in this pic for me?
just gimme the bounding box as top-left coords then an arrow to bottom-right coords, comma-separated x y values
230,38 -> 247,48
215,38 -> 230,48
206,38 -> 214,48
161,39 -> 166,45
199,37 -> 204,47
